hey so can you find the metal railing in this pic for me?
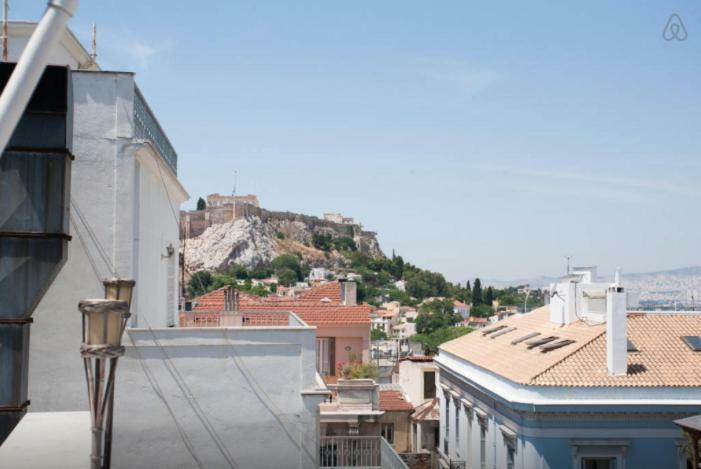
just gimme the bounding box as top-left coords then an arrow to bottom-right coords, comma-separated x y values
319,436 -> 408,469
179,310 -> 299,328
133,86 -> 178,174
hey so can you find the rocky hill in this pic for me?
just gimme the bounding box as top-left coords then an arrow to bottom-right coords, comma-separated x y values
183,209 -> 383,273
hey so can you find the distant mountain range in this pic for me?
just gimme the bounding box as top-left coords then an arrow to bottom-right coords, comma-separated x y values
483,266 -> 701,307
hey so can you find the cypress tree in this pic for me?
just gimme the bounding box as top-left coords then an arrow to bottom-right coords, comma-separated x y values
472,278 -> 482,306
485,286 -> 494,306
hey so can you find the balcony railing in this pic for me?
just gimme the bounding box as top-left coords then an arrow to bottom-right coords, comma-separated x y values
319,436 -> 408,469
179,310 -> 306,328
133,86 -> 178,174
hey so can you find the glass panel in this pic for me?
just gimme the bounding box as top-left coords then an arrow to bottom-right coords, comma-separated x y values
582,458 -> 615,469
424,371 -> 436,398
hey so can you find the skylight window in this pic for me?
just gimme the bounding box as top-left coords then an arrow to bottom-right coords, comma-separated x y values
511,332 -> 540,345
682,336 -> 701,352
539,339 -> 575,353
627,339 -> 639,352
526,336 -> 558,349
489,327 -> 516,339
482,325 -> 508,336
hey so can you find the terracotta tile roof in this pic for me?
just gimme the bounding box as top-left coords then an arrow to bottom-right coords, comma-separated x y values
379,390 -> 414,411
298,282 -> 342,303
533,313 -> 701,387
193,285 -> 372,326
440,306 -> 701,387
411,398 -> 439,421
453,300 -> 468,308
242,303 -> 372,325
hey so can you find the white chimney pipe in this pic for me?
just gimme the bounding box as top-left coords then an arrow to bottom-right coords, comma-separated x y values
0,0 -> 78,157
606,286 -> 627,375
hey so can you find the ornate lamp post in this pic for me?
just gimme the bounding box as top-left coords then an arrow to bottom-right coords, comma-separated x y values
79,291 -> 131,469
101,279 -> 134,468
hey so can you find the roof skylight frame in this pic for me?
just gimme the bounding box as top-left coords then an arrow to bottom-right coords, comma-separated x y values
481,325 -> 508,336
627,339 -> 639,352
511,332 -> 540,345
682,336 -> 701,352
489,327 -> 516,339
539,339 -> 575,353
525,336 -> 558,349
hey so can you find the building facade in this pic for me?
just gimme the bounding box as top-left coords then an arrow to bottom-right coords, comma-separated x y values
6,22 -> 188,414
436,269 -> 701,469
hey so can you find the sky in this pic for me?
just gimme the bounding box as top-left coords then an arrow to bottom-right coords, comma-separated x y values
14,1 -> 701,282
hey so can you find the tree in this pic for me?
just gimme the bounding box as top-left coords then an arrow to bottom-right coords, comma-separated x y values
472,278 -> 483,306
271,254 -> 303,281
332,236 -> 357,252
187,271 -> 213,298
196,197 -> 206,210
312,233 -> 333,251
471,304 -> 493,318
485,286 -> 494,307
371,328 -> 387,340
416,299 -> 461,335
410,326 -> 472,355
277,268 -> 299,286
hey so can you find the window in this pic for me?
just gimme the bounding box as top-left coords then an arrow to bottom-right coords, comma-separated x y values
582,458 -> 616,469
315,338 -> 335,376
479,425 -> 486,468
381,423 -> 394,444
424,371 -> 436,399
507,445 -> 515,469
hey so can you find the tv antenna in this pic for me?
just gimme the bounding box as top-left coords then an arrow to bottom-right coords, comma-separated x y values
90,23 -> 97,63
231,170 -> 238,196
2,0 -> 9,62
564,256 -> 572,275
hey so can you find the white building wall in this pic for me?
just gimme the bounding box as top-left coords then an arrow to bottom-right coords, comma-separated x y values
25,49 -> 187,411
396,360 -> 437,406
113,326 -> 328,468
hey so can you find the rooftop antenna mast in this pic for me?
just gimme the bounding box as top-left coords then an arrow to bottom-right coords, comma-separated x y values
2,0 -> 8,62
565,256 -> 571,275
90,23 -> 96,64
231,170 -> 238,196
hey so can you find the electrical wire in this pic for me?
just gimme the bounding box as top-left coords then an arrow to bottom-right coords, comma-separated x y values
140,315 -> 240,469
220,328 -> 321,465
127,332 -> 205,469
71,218 -> 104,282
71,198 -> 118,277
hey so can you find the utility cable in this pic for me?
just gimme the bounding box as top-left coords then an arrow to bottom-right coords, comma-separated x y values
127,331 -> 204,469
140,315 -> 239,469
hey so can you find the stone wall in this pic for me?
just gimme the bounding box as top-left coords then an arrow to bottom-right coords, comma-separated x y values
181,202 -> 364,240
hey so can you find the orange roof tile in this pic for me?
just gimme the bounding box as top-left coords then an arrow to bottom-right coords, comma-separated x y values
298,282 -> 342,303
193,285 -> 372,326
379,390 -> 414,411
440,306 -> 701,387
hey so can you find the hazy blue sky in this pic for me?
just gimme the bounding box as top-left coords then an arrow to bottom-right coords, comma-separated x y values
15,1 -> 701,281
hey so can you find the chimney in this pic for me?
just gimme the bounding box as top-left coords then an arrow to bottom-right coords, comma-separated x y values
340,281 -> 357,306
606,285 -> 627,375
224,287 -> 239,312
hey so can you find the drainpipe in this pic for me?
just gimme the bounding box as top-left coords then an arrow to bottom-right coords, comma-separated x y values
0,0 -> 78,157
